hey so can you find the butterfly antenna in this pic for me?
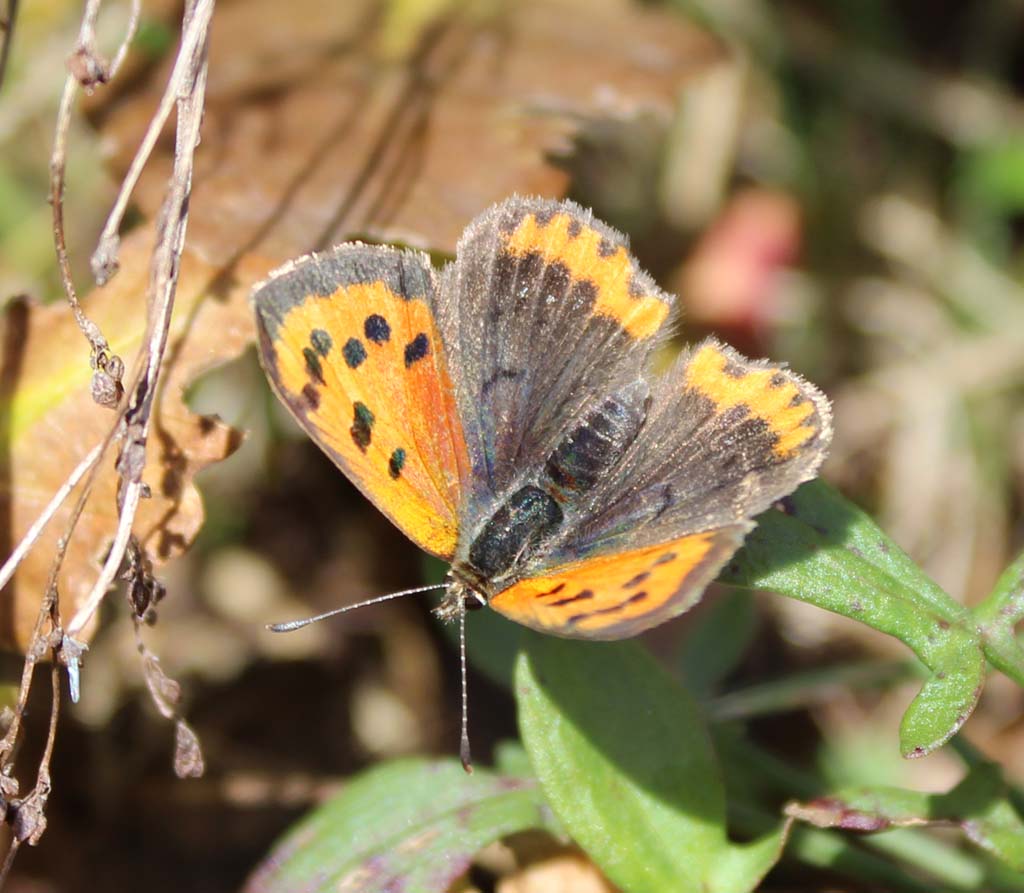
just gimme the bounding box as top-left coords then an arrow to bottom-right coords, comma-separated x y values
267,583 -> 447,632
459,603 -> 473,774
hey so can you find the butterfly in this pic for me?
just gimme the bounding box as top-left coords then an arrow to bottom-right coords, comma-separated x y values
252,196 -> 831,759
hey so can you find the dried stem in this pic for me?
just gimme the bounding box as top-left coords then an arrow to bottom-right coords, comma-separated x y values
50,67 -> 109,359
0,0 -> 18,94
68,0 -> 214,640
0,0 -> 216,867
64,480 -> 140,639
49,0 -> 136,359
105,0 -> 140,83
0,840 -> 17,888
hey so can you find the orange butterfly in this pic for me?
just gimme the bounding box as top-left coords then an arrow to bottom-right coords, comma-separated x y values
252,197 -> 831,761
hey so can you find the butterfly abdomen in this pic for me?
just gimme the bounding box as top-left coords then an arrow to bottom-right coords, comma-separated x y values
544,381 -> 649,495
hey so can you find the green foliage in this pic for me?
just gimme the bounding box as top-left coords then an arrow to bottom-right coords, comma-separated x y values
252,483 -> 1024,891
721,481 -> 991,757
516,636 -> 784,893
245,759 -> 557,893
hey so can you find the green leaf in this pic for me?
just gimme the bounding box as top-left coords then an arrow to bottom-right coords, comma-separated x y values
973,547 -> 1024,687
243,759 -> 553,893
958,142 -> 1024,216
679,588 -> 759,695
786,763 -> 1024,874
719,481 -> 985,757
715,729 -> 997,892
516,636 -> 785,893
711,660 -> 912,722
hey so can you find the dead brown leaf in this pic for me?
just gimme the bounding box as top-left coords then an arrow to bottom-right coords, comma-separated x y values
0,229 -> 273,650
0,0 -> 719,652
93,0 -> 721,261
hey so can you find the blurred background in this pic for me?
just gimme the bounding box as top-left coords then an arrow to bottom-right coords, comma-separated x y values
0,0 -> 1023,890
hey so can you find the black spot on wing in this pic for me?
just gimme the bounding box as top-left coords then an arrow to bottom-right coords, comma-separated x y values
303,347 -> 325,384
343,338 -> 367,369
364,314 -> 391,344
388,447 -> 406,480
651,485 -> 674,522
567,591 -> 648,625
350,402 -> 374,453
404,333 -> 430,367
538,582 -> 567,598
549,589 -> 594,607
623,572 -> 650,589
482,368 -> 522,395
310,328 -> 332,357
301,383 -> 320,411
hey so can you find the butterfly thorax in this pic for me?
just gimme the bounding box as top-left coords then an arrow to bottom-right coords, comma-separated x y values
446,380 -> 650,607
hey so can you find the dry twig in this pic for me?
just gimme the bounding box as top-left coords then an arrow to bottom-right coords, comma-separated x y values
67,0 -> 214,640
0,0 -> 215,873
0,0 -> 17,93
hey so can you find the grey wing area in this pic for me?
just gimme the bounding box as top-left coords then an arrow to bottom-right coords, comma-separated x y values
435,196 -> 676,526
541,338 -> 833,565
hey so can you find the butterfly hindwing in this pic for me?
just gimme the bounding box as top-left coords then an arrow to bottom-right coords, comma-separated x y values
545,338 -> 832,565
436,197 -> 676,523
490,525 -> 749,639
487,339 -> 829,639
253,245 -> 470,559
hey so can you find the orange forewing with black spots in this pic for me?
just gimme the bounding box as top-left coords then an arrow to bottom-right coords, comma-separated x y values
489,525 -> 748,639
253,247 -> 470,559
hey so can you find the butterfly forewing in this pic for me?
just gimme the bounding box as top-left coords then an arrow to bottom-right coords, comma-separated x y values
253,245 -> 470,559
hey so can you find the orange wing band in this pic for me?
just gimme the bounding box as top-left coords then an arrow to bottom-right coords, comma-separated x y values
683,343 -> 817,457
502,211 -> 670,340
489,528 -> 744,640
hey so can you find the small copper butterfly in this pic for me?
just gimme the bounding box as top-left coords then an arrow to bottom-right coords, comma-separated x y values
251,195 -> 830,684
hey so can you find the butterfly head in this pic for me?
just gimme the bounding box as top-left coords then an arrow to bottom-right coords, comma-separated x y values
432,574 -> 488,625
